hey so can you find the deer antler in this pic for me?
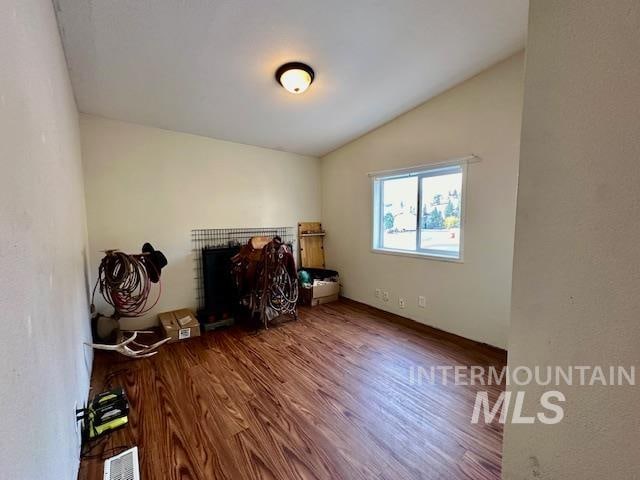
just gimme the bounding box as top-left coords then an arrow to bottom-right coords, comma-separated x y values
87,331 -> 170,359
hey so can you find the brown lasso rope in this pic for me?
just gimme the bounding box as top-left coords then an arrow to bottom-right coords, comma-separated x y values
91,250 -> 161,318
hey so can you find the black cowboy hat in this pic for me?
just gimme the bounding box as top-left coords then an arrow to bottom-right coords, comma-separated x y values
142,242 -> 168,283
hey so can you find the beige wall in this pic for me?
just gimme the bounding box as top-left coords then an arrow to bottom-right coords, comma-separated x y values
503,1 -> 640,478
0,1 -> 92,478
81,115 -> 322,329
321,53 -> 524,348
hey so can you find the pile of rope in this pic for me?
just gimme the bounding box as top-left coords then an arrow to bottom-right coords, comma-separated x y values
91,250 -> 161,318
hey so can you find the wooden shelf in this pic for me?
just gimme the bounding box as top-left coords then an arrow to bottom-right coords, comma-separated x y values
298,221 -> 325,268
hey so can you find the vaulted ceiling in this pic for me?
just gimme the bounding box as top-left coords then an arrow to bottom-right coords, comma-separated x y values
55,0 -> 528,156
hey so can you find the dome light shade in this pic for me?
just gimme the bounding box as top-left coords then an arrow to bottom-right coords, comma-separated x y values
276,62 -> 315,94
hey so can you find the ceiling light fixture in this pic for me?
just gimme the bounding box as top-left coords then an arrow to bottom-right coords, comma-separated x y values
275,62 -> 315,94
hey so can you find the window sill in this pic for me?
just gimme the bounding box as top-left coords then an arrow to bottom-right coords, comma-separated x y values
371,247 -> 463,263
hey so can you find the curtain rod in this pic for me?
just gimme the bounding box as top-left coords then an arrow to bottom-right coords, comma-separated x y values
367,154 -> 481,178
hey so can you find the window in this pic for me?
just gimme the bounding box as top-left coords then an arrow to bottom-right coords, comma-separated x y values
372,162 -> 466,261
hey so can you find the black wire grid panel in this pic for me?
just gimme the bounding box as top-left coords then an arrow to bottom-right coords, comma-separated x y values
191,227 -> 296,309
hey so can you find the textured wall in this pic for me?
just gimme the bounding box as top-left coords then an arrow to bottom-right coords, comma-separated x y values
0,1 -> 92,479
503,1 -> 640,478
81,115 -> 322,329
321,53 -> 524,348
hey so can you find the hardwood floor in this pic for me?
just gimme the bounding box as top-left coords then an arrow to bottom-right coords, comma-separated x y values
78,299 -> 506,480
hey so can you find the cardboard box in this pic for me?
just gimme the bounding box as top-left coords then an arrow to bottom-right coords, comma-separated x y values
158,308 -> 200,342
300,279 -> 340,306
311,292 -> 340,306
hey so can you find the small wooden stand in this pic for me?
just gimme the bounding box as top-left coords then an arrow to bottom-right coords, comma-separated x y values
298,222 -> 326,268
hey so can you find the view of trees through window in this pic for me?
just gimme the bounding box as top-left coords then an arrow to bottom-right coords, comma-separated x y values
420,173 -> 462,255
378,167 -> 463,258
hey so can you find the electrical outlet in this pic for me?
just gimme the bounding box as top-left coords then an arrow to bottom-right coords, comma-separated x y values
399,297 -> 406,309
418,296 -> 426,308
375,288 -> 381,298
382,291 -> 390,302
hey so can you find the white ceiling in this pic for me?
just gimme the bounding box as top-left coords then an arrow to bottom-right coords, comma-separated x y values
55,0 -> 528,157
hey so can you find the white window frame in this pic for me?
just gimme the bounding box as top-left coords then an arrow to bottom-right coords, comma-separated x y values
371,159 -> 468,262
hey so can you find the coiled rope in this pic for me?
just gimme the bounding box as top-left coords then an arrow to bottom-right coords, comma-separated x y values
91,250 -> 161,318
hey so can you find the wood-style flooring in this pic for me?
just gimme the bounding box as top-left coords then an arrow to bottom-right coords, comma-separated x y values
78,298 -> 506,480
